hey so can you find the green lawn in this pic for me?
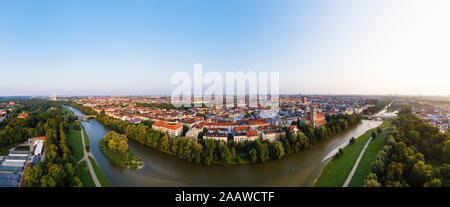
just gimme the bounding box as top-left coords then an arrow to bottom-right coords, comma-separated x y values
15,145 -> 30,151
62,105 -> 75,116
348,122 -> 391,187
314,121 -> 391,187
67,128 -> 84,162
76,161 -> 95,187
82,126 -> 90,151
88,156 -> 111,187
0,144 -> 13,156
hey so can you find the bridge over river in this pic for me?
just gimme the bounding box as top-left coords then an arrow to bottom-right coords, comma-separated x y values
362,114 -> 396,120
78,115 -> 96,121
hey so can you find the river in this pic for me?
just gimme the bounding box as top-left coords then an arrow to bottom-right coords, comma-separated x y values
67,106 -> 394,187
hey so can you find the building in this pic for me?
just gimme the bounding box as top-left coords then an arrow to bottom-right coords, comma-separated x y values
289,125 -> 299,133
203,132 -> 228,142
245,131 -> 259,141
34,140 -> 44,156
262,129 -> 285,141
0,173 -> 20,187
128,119 -> 142,124
31,155 -> 40,167
306,107 -> 326,128
17,113 -> 28,119
179,118 -> 196,129
151,121 -> 183,138
233,126 -> 259,142
185,127 -> 202,141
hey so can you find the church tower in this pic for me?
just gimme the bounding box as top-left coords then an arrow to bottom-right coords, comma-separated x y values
311,106 -> 318,127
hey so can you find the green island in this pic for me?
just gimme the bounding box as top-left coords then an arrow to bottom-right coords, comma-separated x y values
99,131 -> 144,170
315,121 -> 391,187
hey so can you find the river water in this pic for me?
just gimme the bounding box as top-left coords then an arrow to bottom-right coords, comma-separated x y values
67,106 -> 393,187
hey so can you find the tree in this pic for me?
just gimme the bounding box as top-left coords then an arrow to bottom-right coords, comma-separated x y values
409,161 -> 434,187
182,125 -> 189,136
159,134 -> 170,152
249,148 -> 257,163
74,120 -> 81,130
439,164 -> 450,187
117,138 -> 128,153
424,178 -> 442,187
371,131 -> 377,139
377,127 -> 382,134
270,141 -> 285,159
104,131 -> 128,153
349,137 -> 355,145
442,140 -> 450,163
218,141 -> 232,164
364,173 -> 381,187
257,142 -> 270,163
407,130 -> 421,145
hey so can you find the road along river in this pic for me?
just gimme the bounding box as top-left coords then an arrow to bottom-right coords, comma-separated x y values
67,106 -> 390,187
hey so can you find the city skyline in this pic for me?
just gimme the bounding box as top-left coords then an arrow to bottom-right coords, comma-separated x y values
1,0 -> 449,96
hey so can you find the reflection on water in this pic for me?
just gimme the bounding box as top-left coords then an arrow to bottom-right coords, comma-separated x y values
67,106 -> 388,187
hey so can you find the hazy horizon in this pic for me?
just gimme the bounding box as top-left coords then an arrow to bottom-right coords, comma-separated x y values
1,0 -> 449,96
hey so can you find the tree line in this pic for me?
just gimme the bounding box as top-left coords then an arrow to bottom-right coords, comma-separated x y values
365,106 -> 450,187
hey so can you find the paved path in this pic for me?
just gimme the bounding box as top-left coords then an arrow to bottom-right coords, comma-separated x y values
342,125 -> 391,187
343,137 -> 373,187
78,128 -> 101,187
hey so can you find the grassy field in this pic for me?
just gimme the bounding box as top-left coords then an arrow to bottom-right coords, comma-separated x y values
314,121 -> 390,187
89,156 -> 111,187
82,126 -> 90,151
67,128 -> 84,162
15,145 -> 30,151
0,144 -> 13,156
348,122 -> 391,187
76,161 -> 95,187
61,105 -> 75,116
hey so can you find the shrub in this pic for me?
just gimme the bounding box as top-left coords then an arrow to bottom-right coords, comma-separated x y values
349,137 -> 356,145
371,131 -> 377,139
376,127 -> 382,134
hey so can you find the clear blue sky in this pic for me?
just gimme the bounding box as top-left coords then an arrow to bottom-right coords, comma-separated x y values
1,0 -> 449,96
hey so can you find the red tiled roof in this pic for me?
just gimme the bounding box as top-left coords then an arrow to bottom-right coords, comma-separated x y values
152,121 -> 182,130
289,125 -> 299,131
234,126 -> 251,132
246,131 -> 258,137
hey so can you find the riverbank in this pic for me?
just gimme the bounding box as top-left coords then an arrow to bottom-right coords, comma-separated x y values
314,121 -> 391,187
88,156 -> 112,187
